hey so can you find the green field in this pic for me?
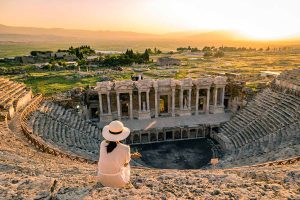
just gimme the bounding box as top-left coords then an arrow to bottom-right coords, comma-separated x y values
3,50 -> 300,96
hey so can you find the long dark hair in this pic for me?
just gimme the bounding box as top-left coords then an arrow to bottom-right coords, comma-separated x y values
106,141 -> 117,153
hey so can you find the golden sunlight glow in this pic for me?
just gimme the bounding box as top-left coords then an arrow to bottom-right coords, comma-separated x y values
0,0 -> 299,40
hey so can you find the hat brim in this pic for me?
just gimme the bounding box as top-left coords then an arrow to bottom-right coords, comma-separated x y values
102,125 -> 130,142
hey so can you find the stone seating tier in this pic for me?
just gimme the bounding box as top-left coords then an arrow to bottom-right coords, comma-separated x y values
0,78 -> 32,119
32,101 -> 102,159
217,87 -> 300,162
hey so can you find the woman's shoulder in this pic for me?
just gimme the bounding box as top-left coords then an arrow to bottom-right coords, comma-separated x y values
100,140 -> 107,146
118,143 -> 130,150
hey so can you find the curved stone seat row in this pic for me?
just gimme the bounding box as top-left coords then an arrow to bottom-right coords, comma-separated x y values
0,77 -> 32,119
32,101 -> 102,159
37,101 -> 101,140
218,87 -> 300,157
230,122 -> 300,162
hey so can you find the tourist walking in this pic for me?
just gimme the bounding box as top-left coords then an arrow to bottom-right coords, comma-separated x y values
97,120 -> 141,188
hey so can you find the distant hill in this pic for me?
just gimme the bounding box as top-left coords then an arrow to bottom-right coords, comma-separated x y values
0,24 -> 300,57
0,24 -> 160,42
1,24 -> 300,43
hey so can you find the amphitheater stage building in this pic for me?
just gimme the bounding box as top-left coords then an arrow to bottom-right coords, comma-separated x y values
89,76 -> 229,144
87,76 -> 228,121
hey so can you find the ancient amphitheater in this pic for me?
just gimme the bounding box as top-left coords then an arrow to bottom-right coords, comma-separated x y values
0,70 -> 300,199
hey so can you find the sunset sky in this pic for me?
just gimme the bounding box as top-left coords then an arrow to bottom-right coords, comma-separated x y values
0,0 -> 299,40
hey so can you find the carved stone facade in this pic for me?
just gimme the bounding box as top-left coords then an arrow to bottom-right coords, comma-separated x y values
93,77 -> 227,121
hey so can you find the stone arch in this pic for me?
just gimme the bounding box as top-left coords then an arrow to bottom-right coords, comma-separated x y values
189,129 -> 197,138
182,129 -> 188,139
197,128 -> 204,138
150,132 -> 157,142
158,132 -> 164,141
174,130 -> 181,139
141,133 -> 149,143
133,133 -> 140,143
166,131 -> 173,140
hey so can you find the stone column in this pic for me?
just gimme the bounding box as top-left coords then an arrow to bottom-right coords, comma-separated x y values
107,92 -> 111,114
140,132 -> 142,143
138,92 -> 141,112
116,92 -> 121,119
171,88 -> 175,117
129,92 -> 133,120
214,87 -> 218,106
222,87 -> 225,106
98,93 -> 103,115
146,90 -> 150,111
188,88 -> 192,109
154,89 -> 158,118
195,88 -> 199,115
206,88 -> 210,114
180,89 -> 183,110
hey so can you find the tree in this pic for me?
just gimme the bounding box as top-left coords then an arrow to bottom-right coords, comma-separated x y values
203,51 -> 213,57
78,59 -> 86,66
202,46 -> 211,52
143,49 -> 150,62
146,48 -> 153,54
214,50 -> 225,58
191,47 -> 199,52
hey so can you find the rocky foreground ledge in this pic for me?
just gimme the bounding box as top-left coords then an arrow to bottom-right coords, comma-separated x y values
0,117 -> 300,199
1,155 -> 300,200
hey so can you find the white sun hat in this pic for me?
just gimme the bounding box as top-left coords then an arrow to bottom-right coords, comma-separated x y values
102,120 -> 130,142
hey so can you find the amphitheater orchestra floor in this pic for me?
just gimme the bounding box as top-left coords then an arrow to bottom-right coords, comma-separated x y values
99,113 -> 232,131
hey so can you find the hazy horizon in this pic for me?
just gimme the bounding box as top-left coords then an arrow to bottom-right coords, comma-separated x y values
1,0 -> 300,40
1,23 -> 300,42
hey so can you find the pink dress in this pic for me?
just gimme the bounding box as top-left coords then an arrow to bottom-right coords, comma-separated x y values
97,141 -> 131,188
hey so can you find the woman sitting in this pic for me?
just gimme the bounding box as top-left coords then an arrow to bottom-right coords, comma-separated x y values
97,120 -> 141,188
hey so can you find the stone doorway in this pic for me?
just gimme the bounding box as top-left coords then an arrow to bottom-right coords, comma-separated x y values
198,97 -> 205,112
120,93 -> 129,117
90,107 -> 99,119
159,95 -> 169,114
224,98 -> 229,109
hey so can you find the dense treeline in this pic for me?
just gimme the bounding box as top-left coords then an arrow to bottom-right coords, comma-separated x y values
177,46 -> 200,52
68,45 -> 95,59
97,49 -> 150,67
30,51 -> 53,56
176,45 -> 290,53
27,45 -> 153,67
